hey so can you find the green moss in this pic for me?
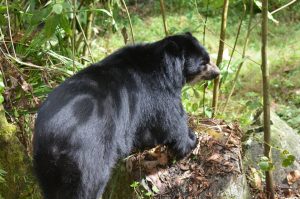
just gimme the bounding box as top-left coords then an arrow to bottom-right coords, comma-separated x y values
0,105 -> 41,198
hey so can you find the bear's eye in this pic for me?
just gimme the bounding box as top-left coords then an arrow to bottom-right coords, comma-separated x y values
201,58 -> 209,66
201,52 -> 210,64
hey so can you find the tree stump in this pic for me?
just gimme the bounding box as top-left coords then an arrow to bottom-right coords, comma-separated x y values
103,118 -> 249,199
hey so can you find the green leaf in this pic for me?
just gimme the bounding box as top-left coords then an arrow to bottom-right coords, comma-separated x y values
260,156 -> 269,162
53,4 -> 63,14
29,6 -> 52,26
258,156 -> 274,171
280,149 -> 289,159
44,15 -> 59,38
93,9 -> 112,17
282,155 -> 295,167
204,107 -> 212,118
254,0 -> 278,24
246,100 -> 262,110
192,103 -> 198,112
130,181 -> 139,188
254,0 -> 262,9
59,15 -> 72,35
267,12 -> 279,24
0,95 -> 4,104
193,88 -> 200,98
258,161 -> 270,171
0,6 -> 7,12
245,92 -> 259,97
258,161 -> 268,170
152,185 -> 159,194
0,81 -> 4,92
0,169 -> 6,183
145,192 -> 152,197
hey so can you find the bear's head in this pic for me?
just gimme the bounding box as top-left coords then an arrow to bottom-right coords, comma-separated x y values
163,32 -> 220,85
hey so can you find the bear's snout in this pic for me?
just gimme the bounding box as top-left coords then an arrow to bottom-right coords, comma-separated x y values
188,61 -> 220,84
204,61 -> 220,80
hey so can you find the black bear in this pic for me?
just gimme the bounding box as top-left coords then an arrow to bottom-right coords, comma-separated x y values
33,33 -> 220,199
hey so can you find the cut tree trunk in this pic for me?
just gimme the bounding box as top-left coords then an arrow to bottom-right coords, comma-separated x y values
103,118 -> 249,199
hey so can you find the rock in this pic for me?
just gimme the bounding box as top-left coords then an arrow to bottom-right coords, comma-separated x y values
243,109 -> 300,193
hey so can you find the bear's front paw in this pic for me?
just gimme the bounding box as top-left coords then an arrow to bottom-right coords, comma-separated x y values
174,136 -> 198,159
188,130 -> 197,148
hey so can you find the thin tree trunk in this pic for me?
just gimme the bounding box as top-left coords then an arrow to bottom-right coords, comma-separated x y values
159,0 -> 168,36
83,2 -> 94,60
261,0 -> 275,198
211,0 -> 229,117
121,0 -> 135,44
203,0 -> 210,45
222,0 -> 253,114
72,0 -> 76,71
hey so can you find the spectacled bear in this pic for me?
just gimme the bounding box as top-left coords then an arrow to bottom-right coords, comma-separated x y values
33,32 -> 220,199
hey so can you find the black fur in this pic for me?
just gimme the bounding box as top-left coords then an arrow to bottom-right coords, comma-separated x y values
33,33 -> 218,199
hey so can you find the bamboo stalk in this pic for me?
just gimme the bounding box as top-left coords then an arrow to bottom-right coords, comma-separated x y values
271,0 -> 297,14
0,28 -> 10,54
159,0 -> 168,36
83,2 -> 95,61
222,0 -> 252,114
5,0 -> 16,57
203,0 -> 210,45
219,1 -> 246,93
224,2 -> 246,73
261,0 -> 275,198
72,0 -> 76,71
121,0 -> 135,44
211,0 -> 229,118
75,15 -> 95,63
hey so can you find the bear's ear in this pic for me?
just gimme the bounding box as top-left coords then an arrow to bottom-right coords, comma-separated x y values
163,39 -> 181,56
185,32 -> 193,37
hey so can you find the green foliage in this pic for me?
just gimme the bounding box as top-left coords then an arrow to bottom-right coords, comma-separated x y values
258,156 -> 274,171
0,168 -> 6,184
0,72 -> 4,105
182,82 -> 213,117
253,0 -> 278,23
130,181 -> 140,188
280,150 -> 295,167
130,181 -> 153,198
276,104 -> 300,134
0,168 -> 5,199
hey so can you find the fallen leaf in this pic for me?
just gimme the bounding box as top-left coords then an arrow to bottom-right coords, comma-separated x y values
157,152 -> 168,165
179,163 -> 190,171
146,173 -> 165,194
287,170 -> 300,185
174,177 -> 183,185
192,140 -> 201,155
143,160 -> 159,171
21,80 -> 31,92
249,167 -> 262,190
282,188 -> 293,198
206,129 -> 223,140
207,153 -> 222,162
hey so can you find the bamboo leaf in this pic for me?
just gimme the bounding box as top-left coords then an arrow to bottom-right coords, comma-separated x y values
0,95 -> 4,104
93,9 -> 112,17
53,4 -> 63,14
254,0 -> 278,23
44,15 -> 59,38
59,15 -> 72,36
